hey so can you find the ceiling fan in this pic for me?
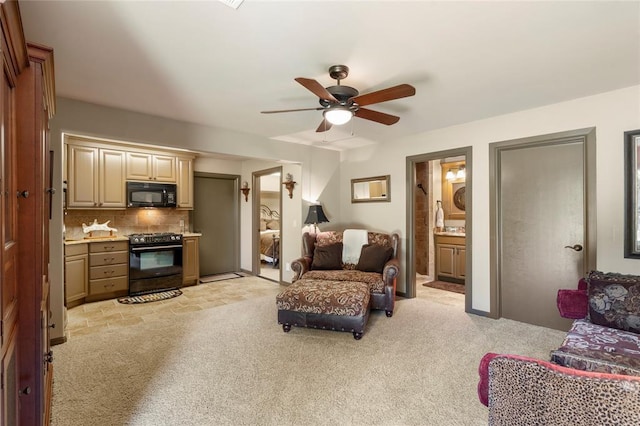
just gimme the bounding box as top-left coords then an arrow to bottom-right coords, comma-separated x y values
261,65 -> 416,133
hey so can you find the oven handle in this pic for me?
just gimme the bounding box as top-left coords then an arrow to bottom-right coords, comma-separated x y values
130,244 -> 182,252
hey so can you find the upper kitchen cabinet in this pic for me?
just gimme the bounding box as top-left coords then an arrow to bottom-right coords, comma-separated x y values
126,152 -> 176,182
176,157 -> 194,209
67,143 -> 126,208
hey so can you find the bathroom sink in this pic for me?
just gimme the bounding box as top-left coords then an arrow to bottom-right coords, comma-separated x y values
435,232 -> 465,237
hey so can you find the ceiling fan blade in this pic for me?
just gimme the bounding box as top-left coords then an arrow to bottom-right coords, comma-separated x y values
315,119 -> 332,133
350,84 -> 416,107
354,108 -> 400,125
261,107 -> 324,114
295,77 -> 339,103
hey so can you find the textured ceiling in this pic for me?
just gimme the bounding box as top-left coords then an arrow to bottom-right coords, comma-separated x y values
19,1 -> 640,151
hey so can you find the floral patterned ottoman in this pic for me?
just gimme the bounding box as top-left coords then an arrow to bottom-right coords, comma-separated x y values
276,278 -> 371,340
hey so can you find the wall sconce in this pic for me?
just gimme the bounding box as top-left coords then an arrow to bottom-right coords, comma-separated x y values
240,181 -> 250,202
282,174 -> 296,199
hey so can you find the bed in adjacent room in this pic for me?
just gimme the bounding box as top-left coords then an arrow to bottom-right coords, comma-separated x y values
260,205 -> 280,267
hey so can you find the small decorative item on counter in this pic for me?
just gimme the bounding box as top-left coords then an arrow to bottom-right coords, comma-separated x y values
435,200 -> 444,232
82,219 -> 118,238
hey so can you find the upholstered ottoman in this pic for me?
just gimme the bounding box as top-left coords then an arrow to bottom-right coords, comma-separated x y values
276,279 -> 370,340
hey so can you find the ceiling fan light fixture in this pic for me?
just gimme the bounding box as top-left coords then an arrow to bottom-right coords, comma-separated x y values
324,107 -> 353,125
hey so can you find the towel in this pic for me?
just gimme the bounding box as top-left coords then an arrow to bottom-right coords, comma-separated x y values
342,229 -> 369,265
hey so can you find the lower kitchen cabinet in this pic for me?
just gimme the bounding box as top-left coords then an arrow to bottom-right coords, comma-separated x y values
64,244 -> 89,308
435,235 -> 466,283
183,235 -> 200,285
64,239 -> 130,306
87,240 -> 129,301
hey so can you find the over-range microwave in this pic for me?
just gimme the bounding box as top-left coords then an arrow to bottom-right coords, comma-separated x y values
127,181 -> 177,208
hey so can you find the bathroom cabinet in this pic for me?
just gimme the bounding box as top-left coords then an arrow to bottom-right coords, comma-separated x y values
435,234 -> 466,283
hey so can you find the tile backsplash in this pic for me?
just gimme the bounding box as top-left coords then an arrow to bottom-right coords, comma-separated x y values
64,209 -> 189,240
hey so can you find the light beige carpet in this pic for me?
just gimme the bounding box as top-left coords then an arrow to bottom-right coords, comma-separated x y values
51,286 -> 565,425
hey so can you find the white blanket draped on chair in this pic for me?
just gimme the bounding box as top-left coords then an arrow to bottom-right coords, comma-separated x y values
342,229 -> 368,264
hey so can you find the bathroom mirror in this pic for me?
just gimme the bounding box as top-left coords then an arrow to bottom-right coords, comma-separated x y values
351,175 -> 390,203
625,129 -> 640,258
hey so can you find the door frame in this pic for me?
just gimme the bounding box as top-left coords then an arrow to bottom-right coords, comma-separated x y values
252,166 -> 283,281
489,127 -> 597,319
405,146 -> 473,314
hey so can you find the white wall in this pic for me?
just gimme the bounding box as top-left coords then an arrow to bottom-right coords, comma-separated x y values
340,85 -> 640,313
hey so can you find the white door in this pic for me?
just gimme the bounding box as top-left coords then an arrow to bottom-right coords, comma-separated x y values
497,134 -> 592,331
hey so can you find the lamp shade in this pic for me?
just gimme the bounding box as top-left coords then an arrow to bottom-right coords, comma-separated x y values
304,205 -> 329,225
323,107 -> 353,125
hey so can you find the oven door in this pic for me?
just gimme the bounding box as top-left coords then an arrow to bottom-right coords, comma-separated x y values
129,244 -> 183,294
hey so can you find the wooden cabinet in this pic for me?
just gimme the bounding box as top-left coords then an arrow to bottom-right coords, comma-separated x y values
86,241 -> 129,301
182,236 -> 200,285
435,235 -> 466,283
14,40 -> 56,425
177,157 -> 194,209
65,138 -> 195,209
64,244 -> 89,308
126,152 -> 176,182
99,149 -> 127,207
67,144 -> 126,208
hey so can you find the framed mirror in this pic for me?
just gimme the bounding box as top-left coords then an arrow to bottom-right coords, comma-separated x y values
625,129 -> 640,258
351,175 -> 390,203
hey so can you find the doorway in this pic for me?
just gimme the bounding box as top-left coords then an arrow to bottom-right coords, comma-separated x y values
406,147 -> 472,313
192,172 -> 240,276
490,128 -> 596,330
252,167 -> 282,282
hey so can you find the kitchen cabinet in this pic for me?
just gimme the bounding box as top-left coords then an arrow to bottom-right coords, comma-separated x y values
435,235 -> 466,283
126,152 -> 176,182
66,143 -> 126,208
183,236 -> 200,285
64,244 -> 89,308
177,157 -> 194,209
86,241 -> 129,301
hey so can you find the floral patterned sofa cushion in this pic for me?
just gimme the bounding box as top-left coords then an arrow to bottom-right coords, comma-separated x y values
276,279 -> 370,317
550,319 -> 640,376
301,270 -> 385,294
587,270 -> 640,333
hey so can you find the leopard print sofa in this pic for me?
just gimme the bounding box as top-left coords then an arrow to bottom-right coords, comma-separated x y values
478,353 -> 640,425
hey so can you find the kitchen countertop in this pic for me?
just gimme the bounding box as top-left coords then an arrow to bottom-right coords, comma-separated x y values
64,232 -> 202,245
64,236 -> 129,245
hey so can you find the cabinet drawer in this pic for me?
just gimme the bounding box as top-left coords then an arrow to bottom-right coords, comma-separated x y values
90,251 -> 128,266
65,243 -> 88,256
90,241 -> 128,253
89,276 -> 128,295
89,264 -> 128,280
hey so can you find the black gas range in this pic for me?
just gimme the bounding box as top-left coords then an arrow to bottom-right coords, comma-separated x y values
128,233 -> 183,295
129,232 -> 182,246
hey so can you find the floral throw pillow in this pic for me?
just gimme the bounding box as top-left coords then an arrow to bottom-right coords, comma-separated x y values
588,271 -> 640,334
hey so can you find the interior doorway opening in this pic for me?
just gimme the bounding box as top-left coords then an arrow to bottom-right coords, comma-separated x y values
253,167 -> 282,282
406,147 -> 472,312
